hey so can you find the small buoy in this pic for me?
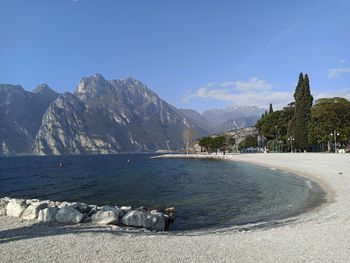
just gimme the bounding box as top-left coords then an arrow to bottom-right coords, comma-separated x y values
127,159 -> 130,163
59,162 -> 64,167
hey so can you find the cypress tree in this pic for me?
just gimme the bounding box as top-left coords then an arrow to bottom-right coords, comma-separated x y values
292,73 -> 313,150
269,103 -> 273,113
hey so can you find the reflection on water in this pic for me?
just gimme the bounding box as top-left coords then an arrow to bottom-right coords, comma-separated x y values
0,154 -> 324,230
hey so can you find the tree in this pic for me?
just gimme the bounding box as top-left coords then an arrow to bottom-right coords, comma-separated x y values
291,73 -> 313,150
269,103 -> 273,114
198,136 -> 212,153
308,97 -> 350,150
183,127 -> 195,154
239,135 -> 258,150
256,110 -> 281,140
198,135 -> 232,154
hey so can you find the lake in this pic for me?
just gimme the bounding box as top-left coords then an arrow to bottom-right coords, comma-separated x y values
0,154 -> 325,230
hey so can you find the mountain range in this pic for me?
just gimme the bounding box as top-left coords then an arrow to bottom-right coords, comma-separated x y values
0,74 -> 264,155
180,105 -> 264,134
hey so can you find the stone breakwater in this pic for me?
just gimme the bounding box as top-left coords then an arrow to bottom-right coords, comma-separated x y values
0,197 -> 175,231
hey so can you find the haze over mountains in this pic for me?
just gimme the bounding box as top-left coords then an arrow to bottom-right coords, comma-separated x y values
0,74 -> 264,156
180,105 -> 264,134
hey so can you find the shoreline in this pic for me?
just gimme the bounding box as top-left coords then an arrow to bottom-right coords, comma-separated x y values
1,153 -> 350,262
153,153 -> 334,233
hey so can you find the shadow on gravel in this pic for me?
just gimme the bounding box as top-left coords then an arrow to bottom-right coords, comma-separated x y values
0,222 -> 132,244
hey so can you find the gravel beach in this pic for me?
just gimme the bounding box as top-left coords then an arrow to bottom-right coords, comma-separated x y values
1,153 -> 350,263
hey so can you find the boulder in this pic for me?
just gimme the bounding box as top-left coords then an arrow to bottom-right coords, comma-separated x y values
6,199 -> 27,217
25,199 -> 40,205
0,199 -> 8,216
121,210 -> 146,228
56,207 -> 83,223
101,205 -> 124,219
76,202 -> 89,213
120,206 -> 132,213
165,207 -> 176,214
58,201 -> 72,209
22,202 -> 48,220
0,207 -> 6,216
87,205 -> 98,217
145,212 -> 165,231
91,211 -> 118,225
38,207 -> 58,222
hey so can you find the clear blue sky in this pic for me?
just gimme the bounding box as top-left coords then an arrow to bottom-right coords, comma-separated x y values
1,0 -> 349,112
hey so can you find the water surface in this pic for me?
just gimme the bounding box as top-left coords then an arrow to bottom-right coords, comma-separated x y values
0,154 -> 325,230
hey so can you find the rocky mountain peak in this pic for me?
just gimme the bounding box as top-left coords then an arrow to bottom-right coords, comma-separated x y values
75,73 -> 109,99
33,84 -> 58,99
0,84 -> 25,94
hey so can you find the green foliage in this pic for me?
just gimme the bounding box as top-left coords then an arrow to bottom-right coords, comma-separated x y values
291,73 -> 313,150
308,97 -> 350,145
239,135 -> 258,149
255,74 -> 350,152
198,135 -> 235,153
256,111 -> 281,140
269,103 -> 273,114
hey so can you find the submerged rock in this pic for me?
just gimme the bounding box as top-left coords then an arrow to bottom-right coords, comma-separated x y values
91,211 -> 118,225
56,207 -> 83,223
38,207 -> 58,222
6,199 -> 27,217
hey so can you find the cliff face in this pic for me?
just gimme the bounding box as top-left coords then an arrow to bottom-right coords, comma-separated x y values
0,84 -> 58,155
32,74 -> 207,155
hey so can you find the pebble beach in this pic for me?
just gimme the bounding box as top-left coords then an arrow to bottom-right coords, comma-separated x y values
1,153 -> 350,262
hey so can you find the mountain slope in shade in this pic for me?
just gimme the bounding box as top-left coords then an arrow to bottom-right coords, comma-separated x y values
33,74 -> 208,155
0,84 -> 59,155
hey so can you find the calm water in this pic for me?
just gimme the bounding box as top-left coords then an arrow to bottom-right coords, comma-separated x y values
0,154 -> 325,230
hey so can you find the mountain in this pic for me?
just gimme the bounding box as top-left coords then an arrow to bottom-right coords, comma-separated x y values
0,84 -> 59,155
178,109 -> 216,134
32,74 -> 208,155
180,105 -> 264,134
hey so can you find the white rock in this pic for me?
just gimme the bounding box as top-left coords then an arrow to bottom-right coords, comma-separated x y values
38,207 -> 58,222
121,211 -> 146,228
101,205 -> 124,218
22,202 -> 48,220
58,201 -> 72,209
91,211 -> 118,225
56,207 -> 83,223
6,199 -> 27,217
120,206 -> 132,212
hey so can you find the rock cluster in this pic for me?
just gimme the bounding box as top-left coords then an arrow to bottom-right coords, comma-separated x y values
0,197 -> 175,231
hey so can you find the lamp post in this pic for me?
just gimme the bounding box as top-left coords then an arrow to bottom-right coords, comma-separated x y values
330,130 -> 340,153
288,137 -> 295,153
279,140 -> 283,152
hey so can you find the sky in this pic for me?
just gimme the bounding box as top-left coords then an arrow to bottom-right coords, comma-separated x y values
0,0 -> 349,112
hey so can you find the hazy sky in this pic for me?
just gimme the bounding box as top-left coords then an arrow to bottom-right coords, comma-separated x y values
1,0 -> 349,112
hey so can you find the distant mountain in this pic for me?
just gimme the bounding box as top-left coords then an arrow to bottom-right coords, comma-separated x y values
0,84 -> 58,155
0,74 -> 263,156
180,105 -> 264,134
32,74 -> 208,155
179,109 -> 216,134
